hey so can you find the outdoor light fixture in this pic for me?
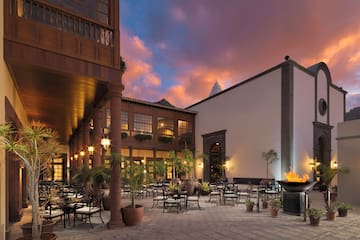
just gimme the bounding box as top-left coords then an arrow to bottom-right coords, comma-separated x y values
74,154 -> 79,159
331,161 -> 338,169
101,136 -> 111,150
80,150 -> 85,157
88,145 -> 94,155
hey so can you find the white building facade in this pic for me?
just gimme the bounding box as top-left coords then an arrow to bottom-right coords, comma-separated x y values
189,59 -> 346,183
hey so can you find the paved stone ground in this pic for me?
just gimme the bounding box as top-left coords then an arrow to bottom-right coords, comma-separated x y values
9,191 -> 360,240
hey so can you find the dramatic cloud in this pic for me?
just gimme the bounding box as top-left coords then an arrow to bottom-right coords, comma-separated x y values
121,0 -> 360,110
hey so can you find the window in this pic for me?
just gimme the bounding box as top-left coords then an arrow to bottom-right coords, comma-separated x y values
121,111 -> 129,130
178,120 -> 192,136
157,117 -> 174,136
134,114 -> 152,134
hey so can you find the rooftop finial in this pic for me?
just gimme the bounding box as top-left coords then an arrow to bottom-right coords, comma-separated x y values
285,55 -> 290,61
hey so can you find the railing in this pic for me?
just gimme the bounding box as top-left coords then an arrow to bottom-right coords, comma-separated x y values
12,0 -> 114,46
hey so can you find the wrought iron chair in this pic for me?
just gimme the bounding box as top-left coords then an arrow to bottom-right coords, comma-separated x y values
74,193 -> 104,228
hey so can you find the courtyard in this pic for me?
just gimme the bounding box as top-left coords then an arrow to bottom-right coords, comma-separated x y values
10,191 -> 360,240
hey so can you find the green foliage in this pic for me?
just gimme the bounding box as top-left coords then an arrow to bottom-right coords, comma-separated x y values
306,208 -> 323,219
134,133 -> 152,142
262,149 -> 279,164
325,201 -> 338,212
245,199 -> 255,206
90,165 -> 111,185
317,163 -> 350,186
0,122 -> 59,240
270,199 -> 281,210
158,135 -> 174,143
121,158 -> 145,207
72,165 -> 91,186
201,182 -> 210,192
336,202 -> 352,210
153,159 -> 166,179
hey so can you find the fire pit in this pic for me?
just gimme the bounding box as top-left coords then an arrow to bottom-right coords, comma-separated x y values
278,171 -> 317,218
277,180 -> 317,192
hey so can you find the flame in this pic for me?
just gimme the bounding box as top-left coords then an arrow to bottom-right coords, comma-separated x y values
285,171 -> 310,182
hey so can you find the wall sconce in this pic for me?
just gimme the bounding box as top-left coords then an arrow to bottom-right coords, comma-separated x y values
74,154 -> 79,160
331,161 -> 338,169
101,136 -> 111,150
80,150 -> 85,157
198,162 -> 204,169
88,145 -> 94,155
70,156 -> 73,161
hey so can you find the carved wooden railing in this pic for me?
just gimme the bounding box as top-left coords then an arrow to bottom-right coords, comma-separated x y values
12,0 -> 114,46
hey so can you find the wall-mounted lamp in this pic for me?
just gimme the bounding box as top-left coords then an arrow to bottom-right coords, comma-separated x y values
80,150 -> 85,157
198,162 -> 204,169
101,137 -> 111,150
331,161 -> 338,169
88,145 -> 94,155
74,154 -> 79,160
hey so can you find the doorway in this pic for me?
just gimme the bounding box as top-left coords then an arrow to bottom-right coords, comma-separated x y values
209,143 -> 224,183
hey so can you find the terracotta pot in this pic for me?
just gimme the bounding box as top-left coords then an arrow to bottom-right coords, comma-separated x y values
271,208 -> 278,217
338,208 -> 348,217
246,204 -> 254,212
17,232 -> 57,240
327,211 -> 336,221
21,220 -> 55,237
182,179 -> 195,196
121,205 -> 144,226
309,216 -> 320,226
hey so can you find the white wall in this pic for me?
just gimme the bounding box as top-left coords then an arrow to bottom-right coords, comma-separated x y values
329,87 -> 344,166
293,67 -> 315,176
191,68 -> 282,180
317,70 -> 328,124
337,120 -> 360,206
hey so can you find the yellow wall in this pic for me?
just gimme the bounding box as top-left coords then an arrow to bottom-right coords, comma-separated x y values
0,0 -> 28,237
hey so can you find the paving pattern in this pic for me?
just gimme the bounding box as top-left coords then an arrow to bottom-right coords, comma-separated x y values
9,191 -> 360,240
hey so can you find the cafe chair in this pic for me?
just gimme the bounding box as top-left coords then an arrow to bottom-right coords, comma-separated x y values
186,190 -> 200,209
74,193 -> 104,228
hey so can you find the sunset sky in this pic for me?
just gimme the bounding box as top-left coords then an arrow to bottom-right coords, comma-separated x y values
120,0 -> 360,111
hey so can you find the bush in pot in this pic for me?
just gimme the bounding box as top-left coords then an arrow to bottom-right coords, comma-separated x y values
121,157 -> 145,226
0,122 -> 59,240
326,201 -> 337,220
306,208 -> 323,226
245,199 -> 255,212
336,202 -> 351,217
270,199 -> 281,217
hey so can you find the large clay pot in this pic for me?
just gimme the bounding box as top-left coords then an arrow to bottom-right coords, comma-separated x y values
121,205 -> 144,226
21,220 -> 55,238
182,179 -> 195,196
17,233 -> 57,240
327,211 -> 336,221
246,204 -> 254,212
270,208 -> 278,217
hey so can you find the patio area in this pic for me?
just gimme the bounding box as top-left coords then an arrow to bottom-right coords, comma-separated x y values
9,191 -> 360,240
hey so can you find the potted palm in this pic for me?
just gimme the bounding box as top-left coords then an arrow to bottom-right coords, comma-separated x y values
326,201 -> 337,221
270,199 -> 281,217
0,122 -> 59,240
121,157 -> 145,226
306,208 -> 323,226
262,149 -> 279,178
90,165 -> 111,210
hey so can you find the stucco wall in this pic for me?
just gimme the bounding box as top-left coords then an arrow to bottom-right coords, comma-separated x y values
293,67 -> 315,176
0,0 -> 28,237
329,87 -> 344,165
337,120 -> 360,206
190,68 -> 282,180
317,70 -> 328,124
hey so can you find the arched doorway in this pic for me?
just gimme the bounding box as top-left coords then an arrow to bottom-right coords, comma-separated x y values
202,130 -> 226,183
210,143 -> 224,183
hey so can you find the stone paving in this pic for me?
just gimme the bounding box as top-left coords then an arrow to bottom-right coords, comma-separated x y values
9,191 -> 360,240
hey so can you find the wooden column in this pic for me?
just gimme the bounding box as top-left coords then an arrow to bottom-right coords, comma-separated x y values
83,121 -> 90,168
93,107 -> 103,167
107,77 -> 124,229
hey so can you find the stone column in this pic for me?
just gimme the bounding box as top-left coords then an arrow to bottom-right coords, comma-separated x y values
107,77 -> 124,229
83,121 -> 90,168
93,107 -> 103,167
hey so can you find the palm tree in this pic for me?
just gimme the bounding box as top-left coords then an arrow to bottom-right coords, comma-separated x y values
0,122 -> 59,240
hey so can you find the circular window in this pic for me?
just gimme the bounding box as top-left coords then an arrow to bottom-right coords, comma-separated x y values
318,98 -> 327,116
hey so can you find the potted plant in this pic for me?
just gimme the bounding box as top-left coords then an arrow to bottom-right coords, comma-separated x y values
0,122 -> 59,240
317,163 -> 349,208
336,202 -> 351,217
326,201 -> 337,220
270,199 -> 281,217
90,165 -> 111,210
121,157 -> 145,226
245,199 -> 255,212
306,208 -> 323,226
199,181 -> 211,195
262,149 -> 279,178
